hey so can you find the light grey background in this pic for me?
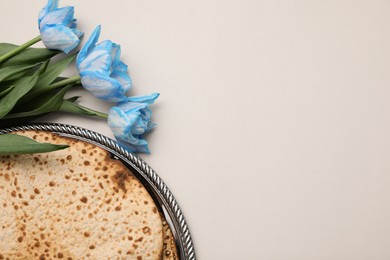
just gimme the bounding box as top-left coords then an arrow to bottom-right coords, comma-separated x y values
2,1 -> 390,259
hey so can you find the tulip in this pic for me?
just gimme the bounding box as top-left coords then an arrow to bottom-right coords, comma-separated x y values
0,0 -> 82,64
76,26 -> 131,102
38,0 -> 83,53
108,93 -> 159,153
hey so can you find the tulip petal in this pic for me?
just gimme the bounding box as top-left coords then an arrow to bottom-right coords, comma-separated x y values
111,43 -> 121,66
146,121 -> 156,132
116,102 -> 149,114
108,107 -> 146,146
76,25 -> 134,104
78,40 -> 113,73
108,107 -> 133,137
38,0 -> 58,26
140,106 -> 152,119
132,117 -> 148,135
80,71 -> 127,102
72,28 -> 83,39
40,24 -> 80,54
141,109 -> 156,129
111,69 -> 132,94
132,113 -> 155,135
114,60 -> 128,73
117,138 -> 151,154
107,94 -> 158,154
39,6 -> 74,29
125,93 -> 160,105
38,0 -> 81,53
77,25 -> 101,67
69,19 -> 77,29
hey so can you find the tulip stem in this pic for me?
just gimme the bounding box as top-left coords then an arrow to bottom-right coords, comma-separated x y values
0,35 -> 42,63
79,105 -> 108,119
91,110 -> 108,119
48,75 -> 81,90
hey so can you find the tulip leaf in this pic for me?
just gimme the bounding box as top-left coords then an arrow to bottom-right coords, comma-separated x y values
0,43 -> 21,55
59,100 -> 108,119
0,61 -> 48,119
0,115 -> 47,128
0,70 -> 34,83
0,63 -> 38,82
0,134 -> 68,155
34,53 -> 77,91
66,96 -> 81,102
0,43 -> 59,68
0,85 -> 14,97
59,100 -> 96,116
4,84 -> 72,119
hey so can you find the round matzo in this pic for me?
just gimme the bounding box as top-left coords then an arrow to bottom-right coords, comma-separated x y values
0,130 -> 164,260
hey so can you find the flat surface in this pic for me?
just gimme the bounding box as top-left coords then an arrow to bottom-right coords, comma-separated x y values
1,1 -> 390,259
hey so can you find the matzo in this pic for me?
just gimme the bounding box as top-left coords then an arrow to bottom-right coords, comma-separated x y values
0,130 -> 164,260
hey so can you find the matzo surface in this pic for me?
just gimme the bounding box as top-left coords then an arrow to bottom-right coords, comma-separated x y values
0,130 -> 163,260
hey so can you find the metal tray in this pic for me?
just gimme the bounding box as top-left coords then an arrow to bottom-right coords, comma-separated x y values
0,123 -> 196,260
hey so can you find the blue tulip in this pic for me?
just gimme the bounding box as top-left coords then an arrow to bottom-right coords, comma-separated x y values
76,26 -> 132,102
108,93 -> 159,153
38,0 -> 83,53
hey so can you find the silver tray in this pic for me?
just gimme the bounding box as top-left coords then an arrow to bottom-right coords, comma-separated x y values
0,123 -> 196,260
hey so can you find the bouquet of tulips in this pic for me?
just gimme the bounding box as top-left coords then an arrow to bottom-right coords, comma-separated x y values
0,0 -> 158,154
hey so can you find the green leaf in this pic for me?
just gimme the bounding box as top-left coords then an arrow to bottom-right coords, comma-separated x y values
0,43 -> 59,68
4,84 -> 72,119
0,63 -> 38,82
0,61 -> 48,119
0,134 -> 68,155
0,115 -> 47,128
0,85 -> 14,97
66,96 -> 81,102
0,43 -> 16,55
0,70 -> 34,83
59,100 -> 97,116
59,100 -> 108,119
0,36 -> 41,64
35,53 -> 77,89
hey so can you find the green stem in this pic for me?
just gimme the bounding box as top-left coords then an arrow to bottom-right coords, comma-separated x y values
48,75 -> 81,90
80,105 -> 108,119
94,112 -> 108,119
0,35 -> 41,63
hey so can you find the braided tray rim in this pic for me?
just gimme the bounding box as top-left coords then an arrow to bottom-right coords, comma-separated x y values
0,123 -> 196,260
